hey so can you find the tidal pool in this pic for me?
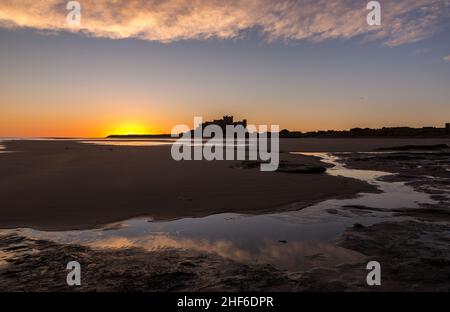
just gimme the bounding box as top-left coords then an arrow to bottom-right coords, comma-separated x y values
81,138 -> 253,148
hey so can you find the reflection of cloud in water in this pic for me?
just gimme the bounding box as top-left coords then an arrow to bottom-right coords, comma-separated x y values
91,235 -> 254,262
259,239 -> 365,271
91,234 -> 364,271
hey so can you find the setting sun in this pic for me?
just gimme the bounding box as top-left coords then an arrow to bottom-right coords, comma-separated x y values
108,123 -> 152,136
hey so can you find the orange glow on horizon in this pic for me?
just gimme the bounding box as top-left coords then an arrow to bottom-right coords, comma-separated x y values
0,116 -> 168,138
102,123 -> 159,137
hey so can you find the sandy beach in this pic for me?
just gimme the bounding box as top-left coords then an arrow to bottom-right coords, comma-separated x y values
1,138 -> 450,292
0,139 -> 387,231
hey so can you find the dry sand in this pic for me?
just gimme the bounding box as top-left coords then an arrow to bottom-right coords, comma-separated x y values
0,139 -> 382,231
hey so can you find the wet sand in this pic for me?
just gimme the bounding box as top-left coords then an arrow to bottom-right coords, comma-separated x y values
0,234 -> 303,292
0,139 -> 380,231
279,137 -> 450,152
328,147 -> 450,291
1,218 -> 448,291
1,139 -> 450,291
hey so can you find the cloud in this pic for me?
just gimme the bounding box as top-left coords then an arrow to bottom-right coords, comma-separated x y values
0,0 -> 449,46
444,55 -> 450,62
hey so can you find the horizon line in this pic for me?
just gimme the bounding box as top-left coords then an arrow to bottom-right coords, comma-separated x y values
2,124 -> 449,140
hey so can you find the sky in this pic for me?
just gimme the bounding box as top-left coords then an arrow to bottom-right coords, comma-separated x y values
0,0 -> 449,137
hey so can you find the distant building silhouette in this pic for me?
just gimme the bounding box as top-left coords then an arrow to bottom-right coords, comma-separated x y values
199,116 -> 247,132
279,125 -> 450,138
190,116 -> 248,138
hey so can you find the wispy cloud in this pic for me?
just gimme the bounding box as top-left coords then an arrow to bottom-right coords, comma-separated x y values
444,55 -> 450,62
0,0 -> 449,46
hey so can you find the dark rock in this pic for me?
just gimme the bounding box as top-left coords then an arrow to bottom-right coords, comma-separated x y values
377,144 -> 449,151
353,223 -> 365,230
277,164 -> 327,174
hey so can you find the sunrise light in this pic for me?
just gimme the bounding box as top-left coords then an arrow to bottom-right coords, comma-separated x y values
108,123 -> 152,136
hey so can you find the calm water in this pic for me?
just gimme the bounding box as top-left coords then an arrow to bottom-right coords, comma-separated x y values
0,152 -> 437,271
0,141 -> 9,154
81,139 -> 174,147
0,138 -> 257,149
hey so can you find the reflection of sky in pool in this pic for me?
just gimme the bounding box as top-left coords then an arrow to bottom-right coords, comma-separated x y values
81,139 -> 174,147
296,153 -> 434,209
1,152 -> 437,272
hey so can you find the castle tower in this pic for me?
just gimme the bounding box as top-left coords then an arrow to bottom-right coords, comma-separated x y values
223,116 -> 234,124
